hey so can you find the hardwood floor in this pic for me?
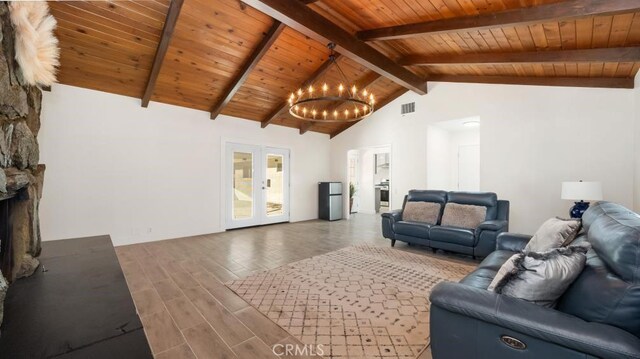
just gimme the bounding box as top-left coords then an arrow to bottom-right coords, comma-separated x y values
115,214 -> 462,358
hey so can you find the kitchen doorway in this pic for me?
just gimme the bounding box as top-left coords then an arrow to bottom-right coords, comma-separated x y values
225,143 -> 290,229
346,145 -> 392,217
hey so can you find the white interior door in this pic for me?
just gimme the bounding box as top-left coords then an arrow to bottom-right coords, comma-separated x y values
458,144 -> 480,191
225,143 -> 290,229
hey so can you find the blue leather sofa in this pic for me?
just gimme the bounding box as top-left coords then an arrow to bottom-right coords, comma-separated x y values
429,202 -> 640,358
381,190 -> 509,258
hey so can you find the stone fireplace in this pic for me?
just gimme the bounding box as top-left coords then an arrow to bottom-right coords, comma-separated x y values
0,3 -> 45,327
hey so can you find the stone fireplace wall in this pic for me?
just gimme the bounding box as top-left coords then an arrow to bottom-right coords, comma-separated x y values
0,2 -> 45,325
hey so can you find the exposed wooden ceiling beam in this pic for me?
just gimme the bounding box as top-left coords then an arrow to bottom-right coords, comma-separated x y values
299,121 -> 313,135
357,0 -> 640,41
300,71 -> 383,135
242,0 -> 428,95
261,54 -> 341,128
210,21 -> 285,120
428,75 -> 634,89
399,47 -> 640,66
330,87 -> 409,139
141,0 -> 184,107
300,0 -> 320,4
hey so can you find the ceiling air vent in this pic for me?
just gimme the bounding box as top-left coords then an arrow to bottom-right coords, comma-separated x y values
401,102 -> 415,115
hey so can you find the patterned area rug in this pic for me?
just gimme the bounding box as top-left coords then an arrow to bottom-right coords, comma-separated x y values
225,245 -> 475,358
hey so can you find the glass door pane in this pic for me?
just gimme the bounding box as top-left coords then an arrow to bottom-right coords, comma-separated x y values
266,154 -> 284,216
262,147 -> 289,225
232,151 -> 253,220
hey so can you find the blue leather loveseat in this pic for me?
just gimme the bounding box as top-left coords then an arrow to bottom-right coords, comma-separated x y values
381,190 -> 510,258
429,202 -> 640,358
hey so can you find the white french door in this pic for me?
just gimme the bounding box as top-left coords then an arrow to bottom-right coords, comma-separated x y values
225,143 -> 290,230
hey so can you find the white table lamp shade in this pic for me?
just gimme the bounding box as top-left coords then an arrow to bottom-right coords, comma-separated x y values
561,181 -> 603,201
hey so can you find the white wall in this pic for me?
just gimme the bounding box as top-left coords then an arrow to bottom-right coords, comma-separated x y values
331,81 -> 636,234
39,84 -> 331,245
426,125 -> 451,190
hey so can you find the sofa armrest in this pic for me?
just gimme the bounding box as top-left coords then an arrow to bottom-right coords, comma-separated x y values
430,282 -> 640,359
381,209 -> 402,240
381,209 -> 402,222
477,220 -> 508,232
496,232 -> 531,252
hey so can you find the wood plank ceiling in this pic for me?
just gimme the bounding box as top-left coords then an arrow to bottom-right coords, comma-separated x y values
49,0 -> 640,138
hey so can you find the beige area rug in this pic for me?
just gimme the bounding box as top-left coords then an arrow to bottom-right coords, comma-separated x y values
225,245 -> 475,358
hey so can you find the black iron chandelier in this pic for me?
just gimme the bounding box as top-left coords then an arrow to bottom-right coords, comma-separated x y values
287,43 -> 375,123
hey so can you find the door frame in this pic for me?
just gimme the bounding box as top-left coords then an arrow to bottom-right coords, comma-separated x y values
343,144 -> 393,219
222,140 -> 291,230
347,150 -> 360,214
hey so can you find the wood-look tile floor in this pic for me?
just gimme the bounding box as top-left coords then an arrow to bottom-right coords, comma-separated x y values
115,214 -> 468,358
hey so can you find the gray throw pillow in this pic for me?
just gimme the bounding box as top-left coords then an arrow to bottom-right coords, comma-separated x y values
403,202 -> 441,224
440,203 -> 487,229
488,243 -> 590,308
524,217 -> 581,253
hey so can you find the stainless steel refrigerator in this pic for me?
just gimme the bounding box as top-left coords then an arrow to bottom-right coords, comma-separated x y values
319,182 -> 343,221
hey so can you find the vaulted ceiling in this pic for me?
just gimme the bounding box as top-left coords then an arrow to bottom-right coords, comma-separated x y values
49,0 -> 640,138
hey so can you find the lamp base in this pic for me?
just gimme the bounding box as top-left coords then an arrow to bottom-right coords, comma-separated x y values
569,201 -> 590,219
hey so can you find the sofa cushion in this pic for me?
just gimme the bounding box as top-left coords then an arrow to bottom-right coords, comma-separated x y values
441,203 -> 487,229
394,221 -> 431,238
459,268 -> 498,289
477,250 -> 517,272
403,202 -> 441,224
524,217 -> 581,253
448,192 -> 498,220
406,190 -> 447,204
488,244 -> 590,308
582,202 -> 640,283
430,226 -> 476,247
459,250 -> 516,289
557,202 -> 640,337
